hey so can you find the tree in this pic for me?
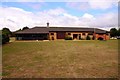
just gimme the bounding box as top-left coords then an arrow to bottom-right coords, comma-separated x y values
110,28 -> 118,37
64,36 -> 73,40
16,29 -> 22,32
22,26 -> 29,30
2,28 -> 12,36
2,34 -> 10,44
117,28 -> 120,36
11,29 -> 22,37
2,28 -> 11,44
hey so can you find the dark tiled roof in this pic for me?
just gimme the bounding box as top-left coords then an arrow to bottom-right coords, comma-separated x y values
49,27 -> 94,32
16,27 -> 49,34
16,27 -> 107,34
95,28 -> 107,33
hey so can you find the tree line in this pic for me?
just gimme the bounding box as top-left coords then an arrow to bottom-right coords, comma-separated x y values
1,26 -> 29,45
110,28 -> 120,37
0,27 -> 120,45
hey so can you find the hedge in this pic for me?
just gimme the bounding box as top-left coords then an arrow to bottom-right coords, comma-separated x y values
65,36 -> 73,40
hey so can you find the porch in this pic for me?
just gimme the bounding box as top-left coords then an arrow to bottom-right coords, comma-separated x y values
16,33 -> 49,40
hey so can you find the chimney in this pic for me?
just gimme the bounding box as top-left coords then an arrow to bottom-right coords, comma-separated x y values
47,22 -> 49,28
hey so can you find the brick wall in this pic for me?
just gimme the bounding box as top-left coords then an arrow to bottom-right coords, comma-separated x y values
95,33 -> 110,40
49,32 -> 110,40
49,32 -> 57,40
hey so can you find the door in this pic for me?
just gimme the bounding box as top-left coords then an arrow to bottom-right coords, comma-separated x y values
73,34 -> 78,39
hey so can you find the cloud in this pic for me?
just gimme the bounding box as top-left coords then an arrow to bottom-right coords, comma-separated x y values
0,6 -> 118,31
80,12 -> 118,30
0,0 -> 91,2
66,0 -> 118,10
1,0 -> 44,2
42,8 -> 66,16
88,0 -> 118,10
94,12 -> 118,27
20,2 -> 46,10
0,7 -> 34,31
82,13 -> 95,19
66,2 -> 90,11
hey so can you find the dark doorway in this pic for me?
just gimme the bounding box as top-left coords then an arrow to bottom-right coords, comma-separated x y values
79,34 -> 81,40
73,34 -> 78,39
57,32 -> 65,39
98,37 -> 104,40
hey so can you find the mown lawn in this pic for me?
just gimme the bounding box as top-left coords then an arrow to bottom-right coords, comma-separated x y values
2,40 -> 118,78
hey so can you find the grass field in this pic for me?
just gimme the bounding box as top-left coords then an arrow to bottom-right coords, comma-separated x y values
2,40 -> 118,78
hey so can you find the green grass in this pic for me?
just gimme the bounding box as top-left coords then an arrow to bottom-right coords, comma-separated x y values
2,40 -> 118,78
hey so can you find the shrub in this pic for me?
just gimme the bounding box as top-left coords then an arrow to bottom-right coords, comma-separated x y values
2,34 -> 10,44
65,36 -> 72,40
92,36 -> 95,40
1,27 -> 11,44
86,35 -> 91,40
79,38 -> 84,40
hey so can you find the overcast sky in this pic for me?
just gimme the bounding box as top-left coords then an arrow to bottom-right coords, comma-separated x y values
0,0 -> 119,31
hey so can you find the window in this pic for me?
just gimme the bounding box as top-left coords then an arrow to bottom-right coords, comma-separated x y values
68,33 -> 71,35
51,33 -> 54,35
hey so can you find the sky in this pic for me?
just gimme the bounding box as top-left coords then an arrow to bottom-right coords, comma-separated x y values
0,0 -> 119,31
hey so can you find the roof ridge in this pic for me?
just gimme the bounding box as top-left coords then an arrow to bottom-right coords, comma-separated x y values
33,26 -> 90,28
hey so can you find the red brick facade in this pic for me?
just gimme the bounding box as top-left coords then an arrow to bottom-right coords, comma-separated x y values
95,33 -> 110,40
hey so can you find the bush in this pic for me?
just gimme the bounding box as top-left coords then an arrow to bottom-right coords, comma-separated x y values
1,27 -> 11,44
86,35 -> 91,40
92,36 -> 95,40
2,34 -> 10,44
65,36 -> 72,40
79,38 -> 84,40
